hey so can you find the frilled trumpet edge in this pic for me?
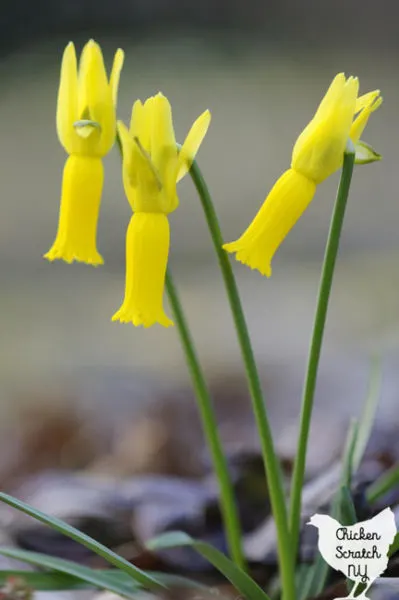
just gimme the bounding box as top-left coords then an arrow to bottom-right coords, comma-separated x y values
223,168 -> 317,277
112,212 -> 173,327
44,155 -> 104,265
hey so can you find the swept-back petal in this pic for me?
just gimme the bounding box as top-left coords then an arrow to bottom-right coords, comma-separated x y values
129,99 -> 144,138
336,75 -> 359,140
138,96 -> 156,154
78,40 -> 115,156
151,93 -> 177,175
110,48 -> 124,107
128,100 -> 156,188
78,40 -> 96,116
312,73 -> 346,122
350,92 -> 382,143
117,120 -> 137,209
56,42 -> 79,153
177,110 -> 211,182
117,120 -> 134,168
292,76 -> 358,183
355,90 -> 380,114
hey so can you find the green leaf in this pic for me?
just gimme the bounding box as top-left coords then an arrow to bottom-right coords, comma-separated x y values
0,566 -> 209,594
337,486 -> 357,527
0,570 -> 87,591
354,140 -> 382,165
388,533 -> 399,557
351,357 -> 381,473
367,463 -> 399,504
147,532 -> 271,600
298,421 -> 360,600
340,419 -> 359,489
0,548 -> 140,598
0,493 -> 162,591
299,360 -> 381,600
144,572 -> 208,590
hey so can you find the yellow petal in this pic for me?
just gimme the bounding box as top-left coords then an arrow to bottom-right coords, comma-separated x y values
223,169 -> 316,276
177,109 -> 211,182
117,120 -> 136,207
312,73 -> 346,122
350,92 -> 382,143
355,90 -> 380,114
44,155 -> 104,265
292,77 -> 358,184
78,40 -> 115,156
150,93 -> 179,211
134,96 -> 155,153
129,99 -> 144,139
112,213 -> 173,327
118,120 -> 164,213
78,41 -> 98,115
128,100 -> 149,186
56,42 -> 79,154
151,93 -> 178,177
110,48 -> 124,107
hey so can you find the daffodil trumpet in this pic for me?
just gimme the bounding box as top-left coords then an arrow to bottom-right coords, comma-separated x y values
224,169 -> 316,277
113,93 -> 211,327
112,213 -> 173,327
44,39 -> 124,265
45,155 -> 104,264
224,73 -> 382,276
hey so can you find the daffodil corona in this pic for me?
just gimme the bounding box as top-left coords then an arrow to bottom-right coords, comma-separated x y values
224,74 -> 382,277
113,93 -> 211,327
44,40 -> 124,265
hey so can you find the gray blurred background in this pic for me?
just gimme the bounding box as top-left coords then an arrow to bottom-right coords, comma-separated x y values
0,0 -> 399,430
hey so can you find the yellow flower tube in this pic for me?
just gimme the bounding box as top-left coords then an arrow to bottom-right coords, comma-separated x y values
224,73 -> 382,277
45,155 -> 104,264
112,213 -> 172,327
44,40 -> 124,265
225,169 -> 316,277
113,93 -> 211,327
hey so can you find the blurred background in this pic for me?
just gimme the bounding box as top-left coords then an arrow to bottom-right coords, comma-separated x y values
0,0 -> 399,484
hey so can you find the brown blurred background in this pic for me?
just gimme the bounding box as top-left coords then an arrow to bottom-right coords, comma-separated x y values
0,0 -> 399,438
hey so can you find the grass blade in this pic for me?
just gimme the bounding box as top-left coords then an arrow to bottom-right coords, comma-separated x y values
367,464 -> 399,504
337,486 -> 357,527
298,360 -> 381,600
0,493 -> 162,590
351,357 -> 381,473
0,570 -> 87,591
0,566 -> 209,594
0,548 -> 141,598
298,421 -> 359,600
147,532 -> 271,600
389,533 -> 399,558
340,419 -> 359,488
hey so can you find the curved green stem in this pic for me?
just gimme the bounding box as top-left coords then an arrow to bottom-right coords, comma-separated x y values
289,147 -> 356,555
165,271 -> 246,571
188,161 -> 295,600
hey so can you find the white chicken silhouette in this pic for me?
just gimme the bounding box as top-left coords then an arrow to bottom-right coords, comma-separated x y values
308,507 -> 396,599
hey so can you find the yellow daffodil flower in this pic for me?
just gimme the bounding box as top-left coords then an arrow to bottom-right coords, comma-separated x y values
112,93 -> 211,327
44,40 -> 124,265
223,73 -> 382,277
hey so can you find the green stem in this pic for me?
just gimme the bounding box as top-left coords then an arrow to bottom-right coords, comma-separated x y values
188,161 -> 296,600
289,146 -> 356,555
116,135 -> 245,570
165,271 -> 246,571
